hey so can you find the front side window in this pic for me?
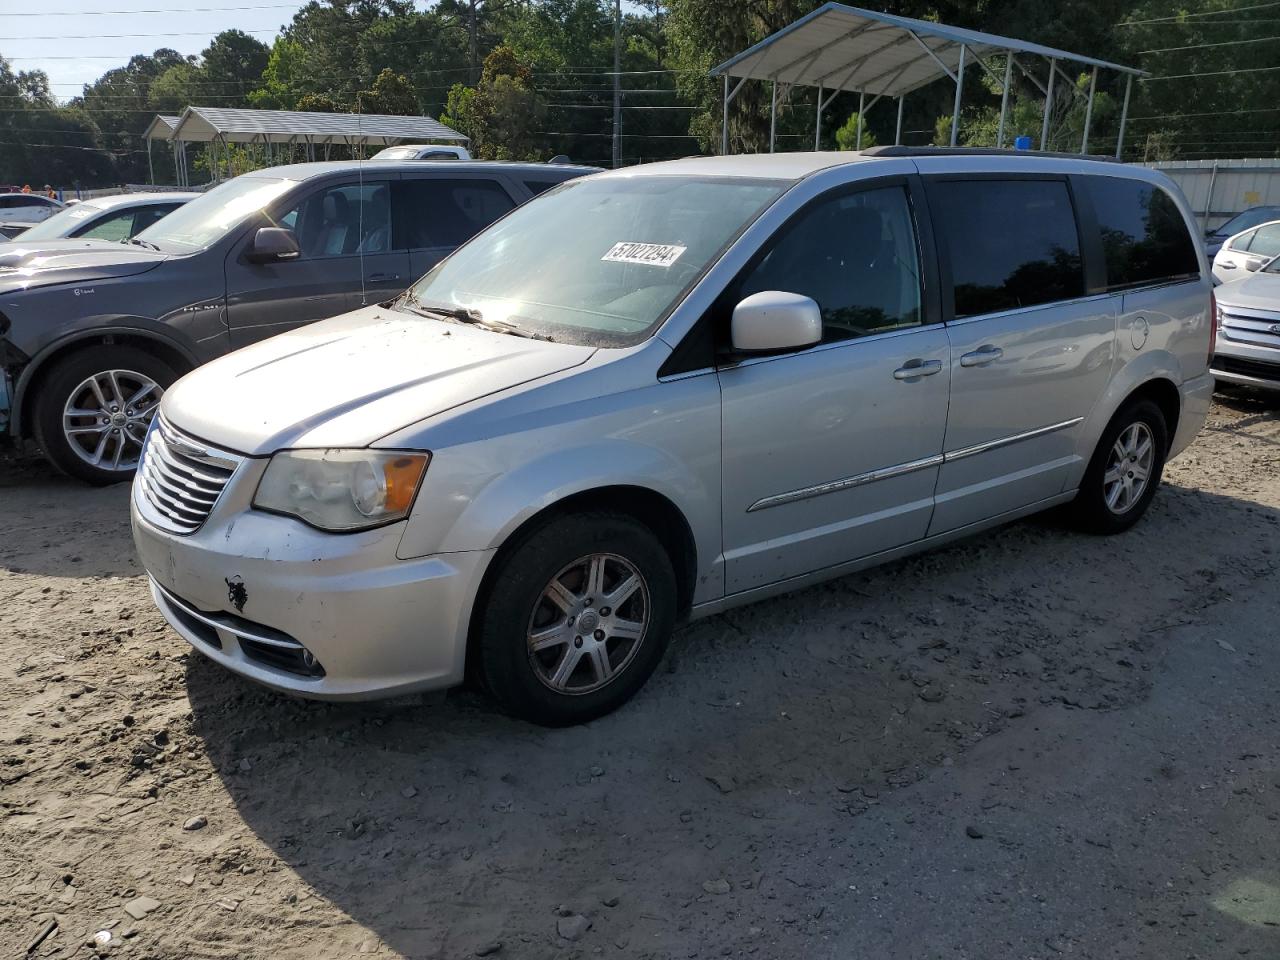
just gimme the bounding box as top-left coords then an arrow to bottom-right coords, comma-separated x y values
273,181 -> 391,258
75,209 -> 138,242
1087,177 -> 1199,290
738,185 -> 922,342
394,178 -> 516,249
13,202 -> 102,241
403,175 -> 787,346
930,179 -> 1084,318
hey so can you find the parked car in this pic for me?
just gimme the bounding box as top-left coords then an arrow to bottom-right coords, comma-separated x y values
1212,254 -> 1280,391
1204,205 -> 1280,257
0,192 -> 62,226
129,148 -> 1215,725
0,159 -> 597,483
4,192 -> 199,245
371,144 -> 472,161
1211,219 -> 1280,284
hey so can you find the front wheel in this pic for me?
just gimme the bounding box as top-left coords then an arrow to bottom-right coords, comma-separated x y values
1067,398 -> 1168,534
32,346 -> 177,485
475,512 -> 677,726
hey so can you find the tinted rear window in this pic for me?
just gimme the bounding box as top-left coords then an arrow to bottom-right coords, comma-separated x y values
1088,177 -> 1199,290
930,179 -> 1084,318
393,178 -> 517,249
523,179 -> 560,196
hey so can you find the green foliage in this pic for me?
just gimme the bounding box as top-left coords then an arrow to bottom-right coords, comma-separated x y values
835,112 -> 877,151
441,46 -> 545,160
359,68 -> 419,115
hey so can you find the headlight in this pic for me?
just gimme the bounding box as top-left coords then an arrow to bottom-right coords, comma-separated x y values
253,449 -> 430,532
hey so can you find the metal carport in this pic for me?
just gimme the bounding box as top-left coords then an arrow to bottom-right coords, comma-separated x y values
710,2 -> 1146,157
148,107 -> 469,184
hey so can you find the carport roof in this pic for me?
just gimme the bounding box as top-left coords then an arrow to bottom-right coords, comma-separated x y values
163,106 -> 468,146
142,114 -> 180,141
710,2 -> 1146,99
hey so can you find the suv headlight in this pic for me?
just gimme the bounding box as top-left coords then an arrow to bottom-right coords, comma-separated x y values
253,449 -> 430,532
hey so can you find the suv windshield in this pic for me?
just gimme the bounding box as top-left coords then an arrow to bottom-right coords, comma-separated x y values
401,175 -> 788,346
12,202 -> 106,241
135,175 -> 292,252
1215,208 -> 1280,237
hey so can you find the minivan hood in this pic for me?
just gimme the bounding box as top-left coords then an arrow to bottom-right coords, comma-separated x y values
162,305 -> 597,455
0,239 -> 167,291
1216,271 -> 1280,313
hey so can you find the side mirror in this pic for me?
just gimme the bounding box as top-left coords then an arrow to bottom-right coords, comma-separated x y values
731,290 -> 822,354
1245,260 -> 1262,272
247,226 -> 300,264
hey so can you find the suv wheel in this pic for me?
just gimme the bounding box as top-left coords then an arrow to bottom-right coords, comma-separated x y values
475,511 -> 677,726
32,346 -> 176,485
1069,398 -> 1168,534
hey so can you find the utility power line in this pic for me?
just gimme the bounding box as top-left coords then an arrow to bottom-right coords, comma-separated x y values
1119,0 -> 1280,25
1143,64 -> 1280,81
0,2 -> 302,13
1139,34 -> 1280,53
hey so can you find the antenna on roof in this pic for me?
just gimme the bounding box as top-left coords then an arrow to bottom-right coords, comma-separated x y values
356,93 -> 367,308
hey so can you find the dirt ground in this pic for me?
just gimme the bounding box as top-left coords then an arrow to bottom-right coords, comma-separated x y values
2,391 -> 1278,960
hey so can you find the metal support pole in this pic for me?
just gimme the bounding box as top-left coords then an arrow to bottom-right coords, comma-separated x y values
1204,159 -> 1220,231
1115,74 -> 1133,160
895,95 -> 904,145
1041,57 -> 1057,150
950,44 -> 966,147
770,80 -> 777,153
612,0 -> 621,168
856,91 -> 865,149
1081,66 -> 1098,154
147,140 -> 155,185
721,75 -> 729,155
815,82 -> 823,149
997,54 -> 1013,148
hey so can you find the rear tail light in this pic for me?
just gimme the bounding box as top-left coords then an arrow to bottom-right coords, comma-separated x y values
1209,288 -> 1219,365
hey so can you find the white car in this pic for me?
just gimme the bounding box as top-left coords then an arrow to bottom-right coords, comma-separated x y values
0,192 -> 63,226
3,192 -> 199,244
1211,219 -> 1280,284
371,144 -> 472,161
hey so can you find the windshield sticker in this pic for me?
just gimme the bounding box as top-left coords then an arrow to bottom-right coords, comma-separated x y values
601,241 -> 687,267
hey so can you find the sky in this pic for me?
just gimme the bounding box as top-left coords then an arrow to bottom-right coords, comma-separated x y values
0,0 -> 311,102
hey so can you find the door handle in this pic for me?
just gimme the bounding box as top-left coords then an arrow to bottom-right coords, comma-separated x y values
892,358 -> 943,380
367,272 -> 400,282
959,345 -> 1004,367
1219,260 -> 1237,270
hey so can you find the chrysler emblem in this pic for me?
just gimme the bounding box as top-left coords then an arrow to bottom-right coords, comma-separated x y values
1270,323 -> 1280,336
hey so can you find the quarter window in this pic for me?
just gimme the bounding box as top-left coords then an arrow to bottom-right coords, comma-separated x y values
738,185 -> 923,342
74,209 -> 138,241
1227,230 -> 1255,252
1086,177 -> 1200,290
930,179 -> 1084,318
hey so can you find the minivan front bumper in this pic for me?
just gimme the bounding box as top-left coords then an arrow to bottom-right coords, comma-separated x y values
131,484 -> 492,700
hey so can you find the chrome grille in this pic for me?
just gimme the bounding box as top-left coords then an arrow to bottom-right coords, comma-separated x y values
1220,307 -> 1280,352
138,418 -> 241,534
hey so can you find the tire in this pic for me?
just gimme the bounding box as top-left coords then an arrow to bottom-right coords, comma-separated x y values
475,511 -> 677,726
1067,398 -> 1168,535
31,346 -> 177,485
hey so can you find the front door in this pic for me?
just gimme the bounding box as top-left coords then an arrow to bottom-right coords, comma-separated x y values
719,181 -> 951,595
921,175 -> 1116,535
224,178 -> 406,348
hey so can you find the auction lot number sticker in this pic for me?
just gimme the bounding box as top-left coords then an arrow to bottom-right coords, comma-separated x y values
601,241 -> 687,267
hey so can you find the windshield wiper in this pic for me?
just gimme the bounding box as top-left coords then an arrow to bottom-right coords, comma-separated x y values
400,295 -> 554,341
124,237 -> 161,251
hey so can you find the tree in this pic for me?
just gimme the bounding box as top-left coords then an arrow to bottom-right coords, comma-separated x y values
835,112 -> 877,151
200,29 -> 271,103
248,39 -> 308,110
359,68 -> 418,115
441,45 -> 545,160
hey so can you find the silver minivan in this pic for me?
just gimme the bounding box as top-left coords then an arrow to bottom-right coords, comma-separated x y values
131,149 -> 1215,725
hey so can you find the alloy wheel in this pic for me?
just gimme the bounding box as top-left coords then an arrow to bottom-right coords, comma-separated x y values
61,369 -> 163,472
1103,421 -> 1155,515
526,553 -> 650,695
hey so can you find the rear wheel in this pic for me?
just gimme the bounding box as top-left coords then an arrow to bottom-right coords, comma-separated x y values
1068,398 -> 1168,534
32,346 -> 176,485
475,511 -> 677,726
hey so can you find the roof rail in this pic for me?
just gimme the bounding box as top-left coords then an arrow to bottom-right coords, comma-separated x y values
861,146 -> 1122,163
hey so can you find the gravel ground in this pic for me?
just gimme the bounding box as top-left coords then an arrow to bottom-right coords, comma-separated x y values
2,391 -> 1278,959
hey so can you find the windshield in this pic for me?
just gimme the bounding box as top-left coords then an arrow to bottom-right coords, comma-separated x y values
134,175 -> 292,251
1217,208 -> 1280,236
401,175 -> 788,346
11,201 -> 106,242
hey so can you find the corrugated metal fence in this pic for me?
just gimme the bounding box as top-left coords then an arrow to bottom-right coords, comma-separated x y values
1138,158 -> 1280,231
